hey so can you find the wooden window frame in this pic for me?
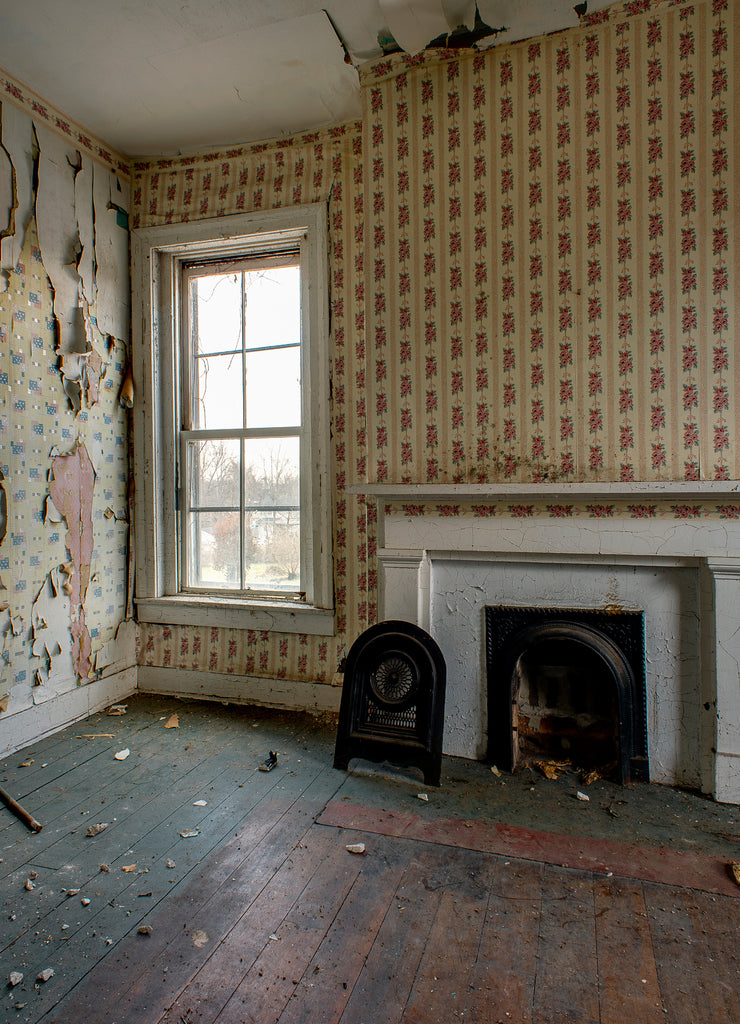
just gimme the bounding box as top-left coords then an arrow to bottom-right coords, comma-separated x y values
131,205 -> 334,635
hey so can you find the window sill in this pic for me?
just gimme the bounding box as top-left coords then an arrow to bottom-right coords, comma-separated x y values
135,595 -> 335,635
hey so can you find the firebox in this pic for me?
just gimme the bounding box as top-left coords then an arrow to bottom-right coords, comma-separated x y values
485,606 -> 648,783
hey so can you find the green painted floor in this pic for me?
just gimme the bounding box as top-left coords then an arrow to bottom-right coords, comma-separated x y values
0,695 -> 738,1023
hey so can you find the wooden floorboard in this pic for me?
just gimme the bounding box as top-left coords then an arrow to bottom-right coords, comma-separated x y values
530,865 -> 600,1024
1,697 -> 738,1024
336,842 -> 449,1024
462,858 -> 543,1023
644,883 -> 740,1024
593,878 -> 664,1024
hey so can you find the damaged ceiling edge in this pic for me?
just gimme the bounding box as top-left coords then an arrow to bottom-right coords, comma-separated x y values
0,68 -> 131,178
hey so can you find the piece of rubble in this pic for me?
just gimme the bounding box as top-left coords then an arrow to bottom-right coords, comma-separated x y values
164,714 -> 179,729
417,793 -> 429,802
179,829 -> 199,838
114,749 -> 130,761
166,859 -> 176,869
9,971 -> 23,987
24,879 -> 36,891
107,705 -> 127,716
730,862 -> 740,888
346,843 -> 366,855
86,822 -> 108,837
81,897 -> 91,906
138,925 -> 152,936
122,864 -> 137,872
66,888 -> 80,897
576,791 -> 590,802
37,968 -> 54,983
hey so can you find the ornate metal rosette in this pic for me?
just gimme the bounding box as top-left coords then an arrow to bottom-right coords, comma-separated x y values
370,655 -> 416,704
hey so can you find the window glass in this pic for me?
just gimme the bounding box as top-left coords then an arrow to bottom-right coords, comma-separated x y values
182,256 -> 302,595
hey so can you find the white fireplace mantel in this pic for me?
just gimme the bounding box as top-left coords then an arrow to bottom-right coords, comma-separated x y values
347,479 -> 740,502
357,485 -> 740,805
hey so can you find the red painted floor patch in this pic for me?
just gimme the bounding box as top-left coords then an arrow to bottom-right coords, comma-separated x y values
318,801 -> 739,897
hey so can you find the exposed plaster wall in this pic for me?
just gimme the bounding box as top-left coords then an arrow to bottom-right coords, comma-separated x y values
0,98 -> 135,734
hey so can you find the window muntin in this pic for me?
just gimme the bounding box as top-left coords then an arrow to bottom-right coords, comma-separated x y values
180,252 -> 305,598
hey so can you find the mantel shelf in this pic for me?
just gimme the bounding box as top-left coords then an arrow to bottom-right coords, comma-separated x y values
346,480 -> 740,502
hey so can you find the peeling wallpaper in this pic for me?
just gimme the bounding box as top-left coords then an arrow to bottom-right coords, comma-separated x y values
0,0 -> 732,710
0,99 -> 133,720
132,0 -> 735,687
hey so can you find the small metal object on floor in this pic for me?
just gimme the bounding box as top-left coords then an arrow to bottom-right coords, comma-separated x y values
258,750 -> 278,772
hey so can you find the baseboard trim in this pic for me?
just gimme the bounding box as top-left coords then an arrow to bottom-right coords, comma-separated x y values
137,666 -> 341,714
0,667 -> 138,759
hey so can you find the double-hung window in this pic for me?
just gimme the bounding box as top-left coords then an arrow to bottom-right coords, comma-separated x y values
132,205 -> 333,634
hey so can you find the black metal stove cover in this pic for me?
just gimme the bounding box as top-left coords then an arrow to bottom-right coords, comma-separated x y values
333,620 -> 447,786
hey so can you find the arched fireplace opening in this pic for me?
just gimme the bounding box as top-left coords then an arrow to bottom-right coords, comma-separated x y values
486,608 -> 648,784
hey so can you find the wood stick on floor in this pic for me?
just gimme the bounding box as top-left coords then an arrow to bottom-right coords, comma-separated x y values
0,784 -> 42,832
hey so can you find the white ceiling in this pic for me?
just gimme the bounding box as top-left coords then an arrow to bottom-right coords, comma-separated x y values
0,0 -> 613,158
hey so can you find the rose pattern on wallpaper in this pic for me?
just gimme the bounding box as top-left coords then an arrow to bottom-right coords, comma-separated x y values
133,0 -> 735,683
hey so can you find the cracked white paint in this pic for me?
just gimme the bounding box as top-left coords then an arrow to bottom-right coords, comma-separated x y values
31,566 -> 75,699
73,158 -> 95,307
35,125 -> 85,355
379,510 -> 740,802
93,165 -> 130,341
0,103 -> 34,288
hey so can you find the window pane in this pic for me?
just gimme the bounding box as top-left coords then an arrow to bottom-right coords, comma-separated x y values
246,346 -> 300,428
189,510 -> 241,589
192,352 -> 244,430
185,439 -> 241,588
186,438 -> 240,510
244,437 -> 300,508
191,273 -> 242,355
244,265 -> 299,350
244,509 -> 300,593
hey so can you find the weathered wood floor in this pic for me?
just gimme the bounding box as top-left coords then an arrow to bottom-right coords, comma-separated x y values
1,696 -> 738,1024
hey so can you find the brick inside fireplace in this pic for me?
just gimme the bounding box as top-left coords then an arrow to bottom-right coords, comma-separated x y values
485,607 -> 649,784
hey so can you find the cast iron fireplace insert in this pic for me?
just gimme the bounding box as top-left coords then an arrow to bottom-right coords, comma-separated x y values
485,606 -> 648,784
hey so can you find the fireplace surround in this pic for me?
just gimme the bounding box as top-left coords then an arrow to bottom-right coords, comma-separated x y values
350,481 -> 740,804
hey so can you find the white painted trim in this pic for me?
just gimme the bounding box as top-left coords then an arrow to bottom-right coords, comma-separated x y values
135,595 -> 335,635
375,506 -> 740,804
138,666 -> 341,714
0,668 -> 137,759
131,204 -> 333,633
348,480 -> 740,501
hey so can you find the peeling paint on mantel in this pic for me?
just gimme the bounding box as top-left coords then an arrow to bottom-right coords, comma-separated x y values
378,507 -> 740,804
349,481 -> 740,502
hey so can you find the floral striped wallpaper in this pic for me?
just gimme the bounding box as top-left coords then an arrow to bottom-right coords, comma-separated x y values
133,0 -> 736,684
364,0 -> 735,484
133,123 -> 375,680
